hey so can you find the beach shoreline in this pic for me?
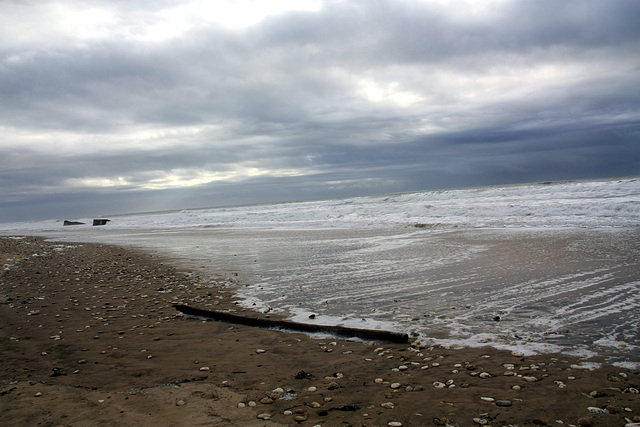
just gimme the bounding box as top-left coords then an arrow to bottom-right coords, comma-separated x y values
1,236 -> 639,426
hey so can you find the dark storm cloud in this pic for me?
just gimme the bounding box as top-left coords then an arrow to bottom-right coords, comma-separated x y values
0,0 -> 639,222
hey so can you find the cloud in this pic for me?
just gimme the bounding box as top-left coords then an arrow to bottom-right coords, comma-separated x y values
0,0 -> 639,222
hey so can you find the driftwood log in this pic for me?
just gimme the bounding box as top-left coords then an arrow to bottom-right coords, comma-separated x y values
173,304 -> 409,343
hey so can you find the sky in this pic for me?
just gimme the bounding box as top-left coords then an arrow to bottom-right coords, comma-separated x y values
1,0 -> 639,222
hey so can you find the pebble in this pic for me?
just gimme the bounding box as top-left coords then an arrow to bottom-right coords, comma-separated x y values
273,387 -> 284,394
388,422 -> 402,427
199,366 -> 210,371
374,378 -> 384,384
512,385 -> 521,391
257,413 -> 271,420
255,349 -> 266,354
283,410 -> 292,415
496,399 -> 512,407
381,402 -> 395,409
175,399 -> 186,406
522,376 -> 538,382
237,402 -> 246,408
34,392 -> 43,397
390,382 -> 401,389
307,386 -> 317,392
479,372 -> 491,379
248,401 -> 257,407
433,381 -> 446,389
260,397 -> 273,404
294,415 -> 308,422
310,401 -> 321,408
480,397 -> 495,402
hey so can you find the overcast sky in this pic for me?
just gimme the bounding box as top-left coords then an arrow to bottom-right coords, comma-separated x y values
1,0 -> 639,222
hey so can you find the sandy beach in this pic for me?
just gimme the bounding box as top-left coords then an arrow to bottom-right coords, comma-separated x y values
1,236 -> 639,426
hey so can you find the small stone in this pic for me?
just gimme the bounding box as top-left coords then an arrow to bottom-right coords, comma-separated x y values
577,418 -> 593,427
176,399 -> 186,406
587,407 -> 606,414
256,348 -> 266,354
391,382 -> 401,389
522,376 -> 538,382
381,402 -> 395,409
433,381 -> 446,389
480,397 -> 495,402
479,372 -> 491,378
283,410 -> 292,415
35,392 -> 43,397
273,387 -> 284,394
388,422 -> 402,427
199,366 -> 210,371
257,413 -> 271,420
270,393 -> 281,400
260,397 -> 274,404
496,399 -> 512,407
307,386 -> 317,392
374,378 -> 384,384
512,385 -> 521,391
398,365 -> 408,370
310,401 -> 321,408
248,401 -> 257,407
294,415 -> 307,422
237,402 -> 246,408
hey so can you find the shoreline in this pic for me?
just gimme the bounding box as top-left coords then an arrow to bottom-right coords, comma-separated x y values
1,236 -> 639,426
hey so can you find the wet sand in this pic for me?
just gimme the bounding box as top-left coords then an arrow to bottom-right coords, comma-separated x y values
1,236 -> 639,426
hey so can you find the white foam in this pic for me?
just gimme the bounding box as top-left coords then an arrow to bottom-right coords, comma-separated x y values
1,177 -> 639,232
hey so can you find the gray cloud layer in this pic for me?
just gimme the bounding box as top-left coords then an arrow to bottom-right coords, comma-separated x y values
1,0 -> 639,222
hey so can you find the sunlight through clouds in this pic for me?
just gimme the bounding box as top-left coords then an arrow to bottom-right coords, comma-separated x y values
357,79 -> 424,107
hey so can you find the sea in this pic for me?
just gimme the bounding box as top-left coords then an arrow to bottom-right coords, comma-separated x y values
2,177 -> 639,367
